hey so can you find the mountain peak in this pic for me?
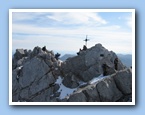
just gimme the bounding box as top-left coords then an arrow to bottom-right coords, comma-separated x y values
12,44 -> 132,102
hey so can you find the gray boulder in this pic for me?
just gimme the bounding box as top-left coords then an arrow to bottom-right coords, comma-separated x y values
12,46 -> 60,102
16,57 -> 29,67
30,46 -> 42,58
68,92 -> 87,102
13,49 -> 29,69
19,87 -> 30,100
113,68 -> 132,95
96,76 -> 123,102
63,67 -> 132,102
61,44 -> 125,82
12,70 -> 20,93
83,87 -> 100,102
19,57 -> 50,88
14,49 -> 25,60
12,46 -> 62,102
12,69 -> 21,102
29,72 -> 55,96
61,54 -> 87,74
31,87 -> 54,102
62,73 -> 79,88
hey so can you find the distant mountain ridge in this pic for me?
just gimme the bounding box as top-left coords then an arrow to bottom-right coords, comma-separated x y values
117,54 -> 132,67
60,54 -> 76,61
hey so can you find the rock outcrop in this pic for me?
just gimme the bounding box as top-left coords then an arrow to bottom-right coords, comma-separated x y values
12,44 -> 132,102
61,44 -> 125,87
12,46 -> 62,102
62,68 -> 132,102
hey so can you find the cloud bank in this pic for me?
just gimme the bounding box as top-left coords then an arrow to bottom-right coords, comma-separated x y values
12,11 -> 133,55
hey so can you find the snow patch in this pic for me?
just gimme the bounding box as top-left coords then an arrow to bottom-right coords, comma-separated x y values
89,74 -> 108,84
17,66 -> 23,70
55,74 -> 110,99
55,76 -> 77,99
78,80 -> 88,88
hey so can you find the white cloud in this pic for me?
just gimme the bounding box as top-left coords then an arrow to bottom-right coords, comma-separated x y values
12,23 -> 122,36
12,23 -> 132,54
12,12 -> 34,21
12,12 -> 132,54
47,12 -> 107,26
12,34 -> 132,54
12,12 -> 47,21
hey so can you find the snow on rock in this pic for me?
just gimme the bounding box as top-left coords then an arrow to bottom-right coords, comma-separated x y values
78,74 -> 109,86
78,81 -> 87,86
88,74 -> 109,84
55,76 -> 77,99
17,66 -> 23,70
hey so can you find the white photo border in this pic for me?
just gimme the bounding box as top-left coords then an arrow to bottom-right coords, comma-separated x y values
9,9 -> 135,105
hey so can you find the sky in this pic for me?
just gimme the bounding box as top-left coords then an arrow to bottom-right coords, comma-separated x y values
12,10 -> 133,55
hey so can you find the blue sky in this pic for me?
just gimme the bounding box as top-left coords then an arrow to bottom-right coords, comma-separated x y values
12,10 -> 133,55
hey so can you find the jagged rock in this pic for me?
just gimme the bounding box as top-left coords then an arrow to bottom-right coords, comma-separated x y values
12,70 -> 20,93
53,69 -> 61,78
19,57 -> 50,88
117,94 -> 132,102
19,87 -> 30,100
14,49 -> 25,60
51,56 -> 57,62
53,61 -> 60,68
53,92 -> 61,97
12,59 -> 17,70
53,84 -> 60,93
113,68 -> 132,95
83,87 -> 100,102
12,49 -> 29,69
12,69 -> 21,102
29,72 -> 55,96
68,92 -> 87,102
30,46 -> 43,58
12,46 -> 62,102
12,44 -> 131,102
96,76 -> 123,102
16,57 -> 29,67
31,88 -> 53,102
62,68 -> 132,102
61,54 -> 87,75
61,44 -> 125,82
62,73 -> 79,88
12,93 -> 20,102
50,97 -> 58,102
16,58 -> 24,67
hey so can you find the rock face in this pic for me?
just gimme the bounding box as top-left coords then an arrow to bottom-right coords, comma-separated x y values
12,46 -> 62,102
62,68 -> 132,102
113,69 -> 132,95
61,44 -> 125,86
12,44 -> 132,102
96,76 -> 123,102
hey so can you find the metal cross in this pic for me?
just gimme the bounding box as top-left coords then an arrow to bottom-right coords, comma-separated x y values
84,35 -> 89,47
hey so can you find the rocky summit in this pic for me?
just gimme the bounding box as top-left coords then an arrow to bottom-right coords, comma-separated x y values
12,44 -> 132,102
